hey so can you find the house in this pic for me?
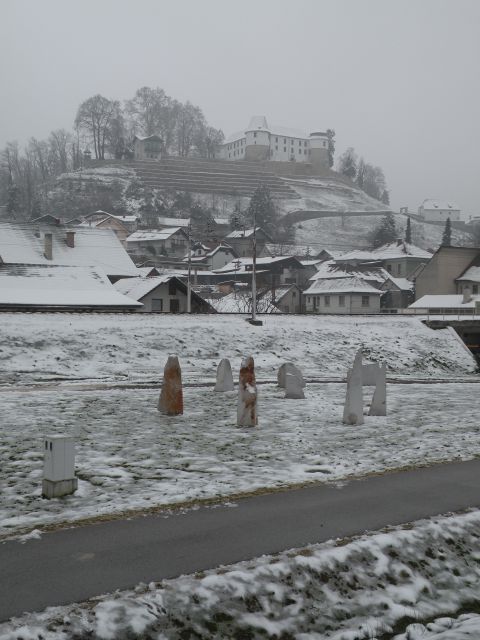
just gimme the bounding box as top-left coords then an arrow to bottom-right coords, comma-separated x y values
303,277 -> 382,314
272,284 -> 302,313
0,264 -> 142,311
339,240 -> 431,279
418,199 -> 461,222
455,256 -> 480,295
126,228 -> 189,259
0,222 -> 138,281
414,246 -> 480,299
224,227 -> 272,257
379,276 -> 415,309
78,211 -> 132,246
184,243 -> 237,271
114,275 -> 215,313
133,134 -> 164,160
214,256 -> 306,287
157,217 -> 190,229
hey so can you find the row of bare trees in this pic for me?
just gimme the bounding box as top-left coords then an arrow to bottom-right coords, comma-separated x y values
0,86 -> 224,218
74,87 -> 224,160
337,147 -> 389,204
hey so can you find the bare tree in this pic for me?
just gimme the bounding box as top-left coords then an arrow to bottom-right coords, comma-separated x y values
75,94 -> 120,159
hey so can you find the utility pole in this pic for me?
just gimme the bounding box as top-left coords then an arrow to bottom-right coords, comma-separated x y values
248,214 -> 262,326
187,222 -> 192,314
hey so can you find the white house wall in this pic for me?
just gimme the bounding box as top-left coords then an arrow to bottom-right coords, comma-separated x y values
139,283 -> 187,313
304,293 -> 381,314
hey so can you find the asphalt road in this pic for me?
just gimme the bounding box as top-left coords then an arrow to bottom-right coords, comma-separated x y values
2,458 -> 480,621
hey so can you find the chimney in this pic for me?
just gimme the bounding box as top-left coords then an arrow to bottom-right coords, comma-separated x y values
463,286 -> 472,304
66,231 -> 75,248
44,233 -> 53,260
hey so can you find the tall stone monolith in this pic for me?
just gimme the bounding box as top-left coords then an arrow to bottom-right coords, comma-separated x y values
278,362 -> 305,388
158,355 -> 183,415
214,358 -> 234,392
285,372 -> 305,399
237,356 -> 257,427
369,363 -> 387,416
343,349 -> 364,425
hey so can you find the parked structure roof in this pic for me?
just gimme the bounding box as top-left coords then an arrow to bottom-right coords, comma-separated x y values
0,264 -> 142,308
0,223 -> 138,277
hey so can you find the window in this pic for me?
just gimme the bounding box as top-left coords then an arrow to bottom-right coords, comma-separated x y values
298,140 -> 301,145
168,280 -> 176,295
307,296 -> 311,303
284,147 -> 286,152
292,291 -> 296,298
323,141 -> 326,147
387,264 -> 392,273
474,285 -> 478,294
283,138 -> 286,143
275,137 -> 278,142
275,145 -> 278,151
397,264 -> 401,275
324,295 -> 330,306
362,295 -> 370,307
152,298 -> 163,312
339,295 -> 345,306
253,132 -> 257,138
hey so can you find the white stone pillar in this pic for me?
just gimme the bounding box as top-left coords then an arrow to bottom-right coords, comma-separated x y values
214,358 -> 234,392
343,349 -> 364,425
369,363 -> 387,416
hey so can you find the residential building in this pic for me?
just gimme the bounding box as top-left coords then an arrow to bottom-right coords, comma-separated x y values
224,227 -> 272,258
418,199 -> 461,222
409,293 -> 480,316
214,256 -> 306,287
133,134 -> 164,160
114,275 -> 214,313
0,264 -> 141,311
379,277 -> 415,309
78,211 -> 133,246
184,243 -> 238,271
339,240 -> 431,279
126,228 -> 189,259
273,284 -> 302,313
218,116 -> 330,171
414,246 -> 480,299
0,222 -> 138,281
303,277 -> 382,314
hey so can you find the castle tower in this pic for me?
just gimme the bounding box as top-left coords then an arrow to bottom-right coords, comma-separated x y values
245,116 -> 271,162
309,132 -> 329,172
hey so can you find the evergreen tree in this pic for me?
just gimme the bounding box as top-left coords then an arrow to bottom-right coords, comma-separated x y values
405,216 -> 412,243
246,184 -> 277,237
371,212 -> 397,248
442,217 -> 452,246
381,189 -> 390,206
326,129 -> 335,168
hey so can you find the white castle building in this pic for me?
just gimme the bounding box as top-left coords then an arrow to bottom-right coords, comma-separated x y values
218,116 -> 330,170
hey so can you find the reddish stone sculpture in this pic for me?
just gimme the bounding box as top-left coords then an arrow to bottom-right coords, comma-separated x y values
237,356 -> 258,427
158,355 -> 183,415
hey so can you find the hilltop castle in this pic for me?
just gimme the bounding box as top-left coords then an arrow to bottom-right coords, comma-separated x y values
218,116 -> 330,170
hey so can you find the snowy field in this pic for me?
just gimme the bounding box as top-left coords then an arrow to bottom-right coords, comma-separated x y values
3,509 -> 480,639
0,313 -> 475,386
2,381 -> 480,536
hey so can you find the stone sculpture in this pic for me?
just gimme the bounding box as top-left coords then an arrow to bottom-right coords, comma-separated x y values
343,349 -> 364,425
369,363 -> 387,416
237,356 -> 257,427
278,362 -> 305,388
214,358 -> 234,392
285,371 -> 305,399
158,355 -> 183,415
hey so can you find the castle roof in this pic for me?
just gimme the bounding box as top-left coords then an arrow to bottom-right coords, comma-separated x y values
421,199 -> 460,211
224,116 -> 310,144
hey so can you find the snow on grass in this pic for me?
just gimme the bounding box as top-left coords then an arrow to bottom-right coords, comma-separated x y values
2,382 -> 480,535
3,510 -> 480,639
0,314 -> 474,386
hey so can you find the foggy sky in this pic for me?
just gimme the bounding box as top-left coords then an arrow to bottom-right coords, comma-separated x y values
1,0 -> 479,215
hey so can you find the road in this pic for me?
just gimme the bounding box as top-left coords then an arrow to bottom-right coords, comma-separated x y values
1,458 -> 480,621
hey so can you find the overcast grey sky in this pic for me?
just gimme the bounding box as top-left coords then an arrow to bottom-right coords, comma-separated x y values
1,0 -> 479,214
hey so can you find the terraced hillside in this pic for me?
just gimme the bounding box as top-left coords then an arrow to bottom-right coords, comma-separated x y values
123,157 -> 301,199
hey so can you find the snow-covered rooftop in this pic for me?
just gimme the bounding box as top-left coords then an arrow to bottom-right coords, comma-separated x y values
383,276 -> 415,291
157,217 -> 190,228
224,116 -> 311,143
0,223 -> 138,276
409,294 -> 480,309
127,228 -> 185,242
0,264 -> 142,308
304,276 -> 382,295
457,265 -> 480,283
225,228 -> 258,239
114,275 -> 176,301
339,241 -> 431,262
214,255 -> 302,274
421,199 -> 460,211
309,260 -> 390,283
